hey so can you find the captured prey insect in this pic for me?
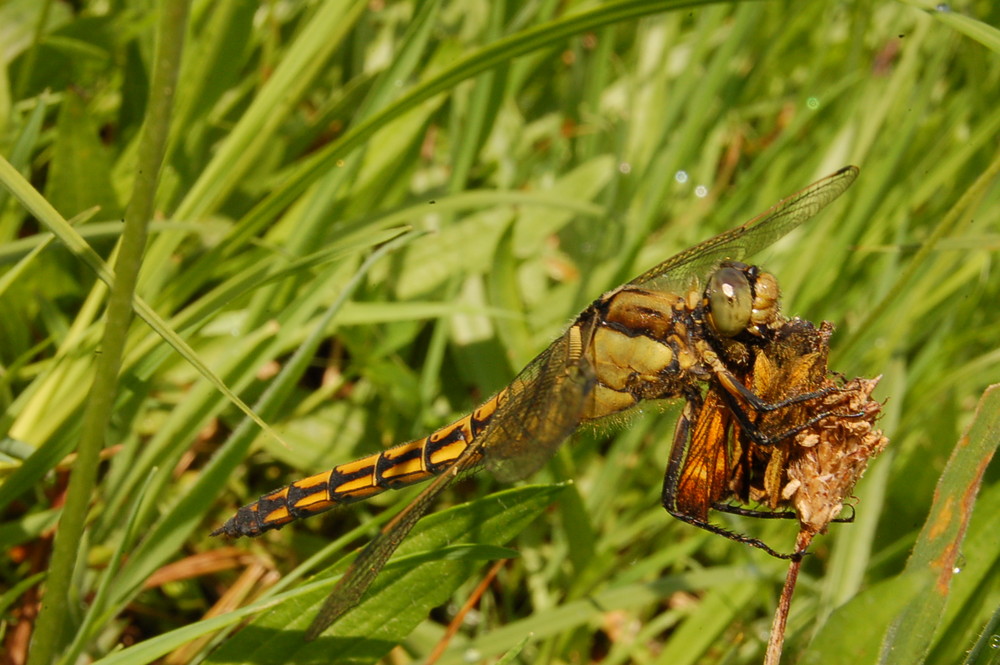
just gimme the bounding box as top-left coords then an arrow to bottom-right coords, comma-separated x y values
213,165 -> 860,639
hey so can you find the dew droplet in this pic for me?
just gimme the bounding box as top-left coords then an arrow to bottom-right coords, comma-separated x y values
989,634 -> 1000,649
694,185 -> 708,198
675,170 -> 689,184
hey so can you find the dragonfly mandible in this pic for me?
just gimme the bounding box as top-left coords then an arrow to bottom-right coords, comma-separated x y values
213,165 -> 860,639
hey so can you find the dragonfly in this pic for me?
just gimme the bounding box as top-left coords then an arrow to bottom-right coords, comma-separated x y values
213,165 -> 860,639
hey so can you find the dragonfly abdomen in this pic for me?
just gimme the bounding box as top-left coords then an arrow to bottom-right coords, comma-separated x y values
212,389 -> 506,538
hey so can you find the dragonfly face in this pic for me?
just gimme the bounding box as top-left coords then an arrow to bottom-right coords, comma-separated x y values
213,166 -> 861,636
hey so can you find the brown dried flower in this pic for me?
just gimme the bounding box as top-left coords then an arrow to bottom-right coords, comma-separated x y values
741,318 -> 888,535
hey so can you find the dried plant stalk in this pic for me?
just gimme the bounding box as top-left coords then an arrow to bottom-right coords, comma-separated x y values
744,319 -> 888,665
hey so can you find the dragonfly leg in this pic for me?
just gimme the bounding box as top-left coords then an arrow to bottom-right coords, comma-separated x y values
711,503 -> 797,520
712,367 -> 865,447
712,501 -> 855,523
710,500 -> 856,528
710,503 -> 852,524
714,364 -> 837,414
665,506 -> 805,560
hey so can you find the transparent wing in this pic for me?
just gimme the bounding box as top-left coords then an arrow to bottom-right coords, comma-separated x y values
305,440 -> 483,640
629,166 -> 858,292
484,317 -> 597,482
305,317 -> 597,638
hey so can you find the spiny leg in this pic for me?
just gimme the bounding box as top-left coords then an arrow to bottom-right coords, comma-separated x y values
712,366 -> 864,448
711,503 -> 854,524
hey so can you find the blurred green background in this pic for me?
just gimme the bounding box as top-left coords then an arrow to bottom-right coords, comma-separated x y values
1,1 -> 998,664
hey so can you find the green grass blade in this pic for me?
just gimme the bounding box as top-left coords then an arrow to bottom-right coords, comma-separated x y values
879,385 -> 1000,665
803,572 -> 933,665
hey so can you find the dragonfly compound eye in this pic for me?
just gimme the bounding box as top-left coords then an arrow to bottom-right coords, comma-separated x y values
706,266 -> 753,337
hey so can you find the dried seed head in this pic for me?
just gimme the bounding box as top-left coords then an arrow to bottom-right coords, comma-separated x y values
741,319 -> 889,535
785,376 -> 888,534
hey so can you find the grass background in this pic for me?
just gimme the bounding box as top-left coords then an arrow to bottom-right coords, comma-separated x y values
1,1 -> 998,664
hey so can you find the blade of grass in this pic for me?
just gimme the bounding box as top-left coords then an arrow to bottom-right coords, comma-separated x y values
110,231 -> 422,596
897,0 -> 1000,54
802,571 -> 932,665
213,0 -> 733,258
879,384 -> 1000,665
25,2 -> 188,662
86,485 -> 562,665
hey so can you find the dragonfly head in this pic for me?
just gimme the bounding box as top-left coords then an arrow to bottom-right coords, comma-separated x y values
705,262 -> 782,339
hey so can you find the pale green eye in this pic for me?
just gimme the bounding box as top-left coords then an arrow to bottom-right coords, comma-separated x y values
706,266 -> 752,337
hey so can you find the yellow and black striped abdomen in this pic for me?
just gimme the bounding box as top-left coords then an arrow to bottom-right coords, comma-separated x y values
212,388 -> 508,538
